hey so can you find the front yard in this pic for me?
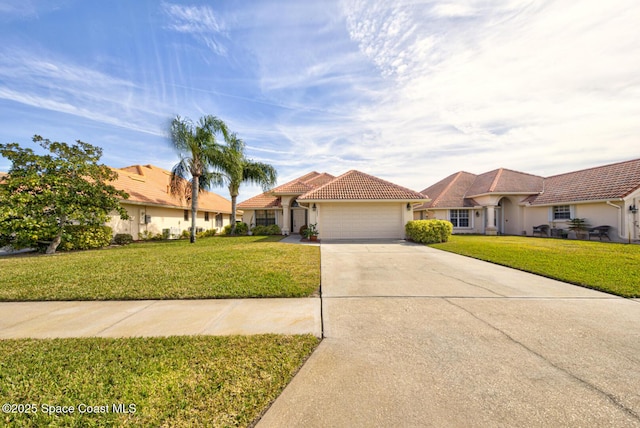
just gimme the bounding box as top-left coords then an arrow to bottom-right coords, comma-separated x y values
0,236 -> 320,301
430,235 -> 640,298
0,335 -> 319,427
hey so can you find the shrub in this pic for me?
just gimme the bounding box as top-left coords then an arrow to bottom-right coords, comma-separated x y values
113,233 -> 133,245
181,229 -> 191,240
196,229 -> 217,239
58,225 -> 113,251
405,220 -> 453,244
223,222 -> 249,236
251,224 -> 282,236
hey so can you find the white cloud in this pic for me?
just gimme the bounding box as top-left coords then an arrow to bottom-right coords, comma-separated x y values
332,0 -> 640,190
0,49 -> 170,137
161,2 -> 228,55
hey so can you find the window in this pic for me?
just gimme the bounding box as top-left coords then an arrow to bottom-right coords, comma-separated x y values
450,209 -> 470,228
215,213 -> 223,228
553,205 -> 571,220
204,212 -> 209,221
255,210 -> 276,226
184,210 -> 189,221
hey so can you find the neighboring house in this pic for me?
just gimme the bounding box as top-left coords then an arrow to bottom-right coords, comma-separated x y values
239,170 -> 428,239
416,158 -> 640,242
107,164 -> 237,239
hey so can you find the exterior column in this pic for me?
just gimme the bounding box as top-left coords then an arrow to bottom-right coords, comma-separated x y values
485,205 -> 497,235
282,202 -> 290,235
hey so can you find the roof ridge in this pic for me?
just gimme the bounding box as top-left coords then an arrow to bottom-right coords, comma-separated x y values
488,168 -> 503,192
545,158 -> 640,179
299,169 -> 425,200
432,171 -> 464,206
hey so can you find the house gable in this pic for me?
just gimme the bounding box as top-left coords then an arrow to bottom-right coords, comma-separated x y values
298,170 -> 427,201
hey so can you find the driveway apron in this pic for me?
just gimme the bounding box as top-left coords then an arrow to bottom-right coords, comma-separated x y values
258,240 -> 640,427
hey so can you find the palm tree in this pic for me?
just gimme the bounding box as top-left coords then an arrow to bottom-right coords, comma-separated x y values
208,133 -> 277,235
168,115 -> 229,243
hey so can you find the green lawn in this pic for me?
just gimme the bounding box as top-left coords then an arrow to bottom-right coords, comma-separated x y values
0,236 -> 320,301
430,235 -> 640,297
0,335 -> 319,427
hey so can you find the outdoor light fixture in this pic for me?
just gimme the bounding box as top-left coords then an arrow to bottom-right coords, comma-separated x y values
406,203 -> 411,211
312,203 -> 317,212
475,211 -> 480,217
630,204 -> 638,214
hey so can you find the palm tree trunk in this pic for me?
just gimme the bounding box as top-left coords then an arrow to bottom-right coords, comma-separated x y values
191,175 -> 199,243
230,194 -> 237,235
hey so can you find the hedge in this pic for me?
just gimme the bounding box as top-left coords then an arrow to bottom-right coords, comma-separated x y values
251,224 -> 282,235
223,222 -> 249,235
405,220 -> 452,244
58,225 -> 113,251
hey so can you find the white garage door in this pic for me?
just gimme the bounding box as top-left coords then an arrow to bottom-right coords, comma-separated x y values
319,202 -> 404,239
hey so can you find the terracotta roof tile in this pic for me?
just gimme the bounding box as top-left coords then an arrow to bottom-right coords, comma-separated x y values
417,171 -> 478,209
273,180 -> 314,194
239,171 -> 335,209
237,193 -> 282,209
467,168 -> 543,196
529,158 -> 640,205
109,164 -> 235,214
298,170 -> 427,201
304,172 -> 336,187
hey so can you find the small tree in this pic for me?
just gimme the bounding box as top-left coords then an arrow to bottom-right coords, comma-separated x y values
168,115 -> 229,243
208,133 -> 277,235
0,135 -> 129,254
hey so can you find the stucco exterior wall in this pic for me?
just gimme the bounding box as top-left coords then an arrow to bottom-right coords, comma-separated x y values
522,202 -> 626,241
241,209 -> 284,231
108,203 -> 230,239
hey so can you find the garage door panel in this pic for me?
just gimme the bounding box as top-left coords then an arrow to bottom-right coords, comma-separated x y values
319,203 -> 403,239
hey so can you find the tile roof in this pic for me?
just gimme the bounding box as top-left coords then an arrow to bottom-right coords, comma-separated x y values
466,168 -> 544,196
528,158 -> 640,205
420,158 -> 640,209
109,164 -> 235,214
238,171 -> 336,209
298,170 -> 427,201
417,171 -> 478,209
273,180 -> 315,194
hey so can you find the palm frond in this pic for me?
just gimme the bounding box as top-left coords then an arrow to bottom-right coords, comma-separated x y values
243,161 -> 278,191
200,170 -> 225,191
169,158 -> 191,198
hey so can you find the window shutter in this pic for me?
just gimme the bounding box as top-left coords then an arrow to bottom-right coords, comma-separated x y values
548,207 -> 553,222
570,205 -> 576,218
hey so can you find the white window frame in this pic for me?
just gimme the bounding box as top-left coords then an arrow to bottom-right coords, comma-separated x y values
450,209 -> 470,228
550,205 -> 572,221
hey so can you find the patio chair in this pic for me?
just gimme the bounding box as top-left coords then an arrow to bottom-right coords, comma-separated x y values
532,225 -> 549,237
588,225 -> 611,241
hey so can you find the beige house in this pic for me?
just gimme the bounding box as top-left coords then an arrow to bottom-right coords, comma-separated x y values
107,164 -> 236,239
239,170 -> 428,239
416,158 -> 640,242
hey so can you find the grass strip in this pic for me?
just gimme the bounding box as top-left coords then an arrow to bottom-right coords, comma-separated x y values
0,236 -> 320,301
0,334 -> 319,427
430,235 -> 640,297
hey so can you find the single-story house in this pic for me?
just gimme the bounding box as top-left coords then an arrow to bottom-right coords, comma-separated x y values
239,170 -> 428,239
107,164 -> 236,239
416,158 -> 640,242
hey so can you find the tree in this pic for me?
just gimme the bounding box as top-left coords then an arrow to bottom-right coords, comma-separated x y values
168,115 -> 229,243
0,135 -> 129,254
208,132 -> 277,235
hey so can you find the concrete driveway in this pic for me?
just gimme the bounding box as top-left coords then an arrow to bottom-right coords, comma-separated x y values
258,240 -> 640,427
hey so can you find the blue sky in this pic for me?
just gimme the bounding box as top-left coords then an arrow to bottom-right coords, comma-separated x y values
1,1 -> 639,202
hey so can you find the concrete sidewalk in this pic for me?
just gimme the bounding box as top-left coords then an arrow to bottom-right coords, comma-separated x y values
0,298 -> 322,339
258,241 -> 640,427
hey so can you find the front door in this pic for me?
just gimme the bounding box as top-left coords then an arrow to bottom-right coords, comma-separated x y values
292,209 -> 307,234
